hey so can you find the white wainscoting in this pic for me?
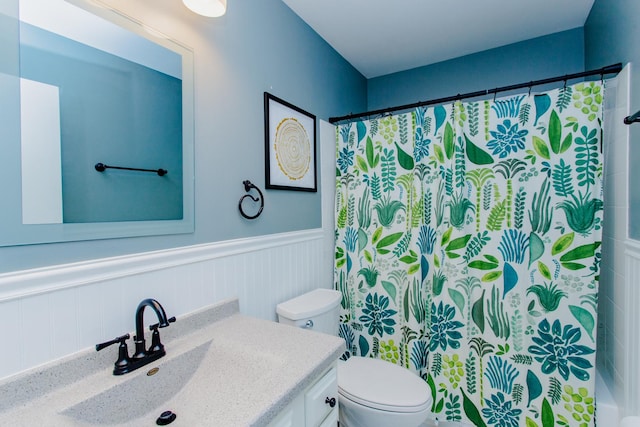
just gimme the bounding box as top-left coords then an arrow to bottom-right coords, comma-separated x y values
625,241 -> 640,415
0,229 -> 327,380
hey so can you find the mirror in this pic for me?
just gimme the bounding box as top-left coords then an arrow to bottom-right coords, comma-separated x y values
0,0 -> 194,246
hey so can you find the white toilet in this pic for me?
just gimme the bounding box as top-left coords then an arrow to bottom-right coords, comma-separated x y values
276,288 -> 433,427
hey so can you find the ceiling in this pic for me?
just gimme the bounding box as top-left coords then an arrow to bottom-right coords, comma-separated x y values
281,0 -> 595,79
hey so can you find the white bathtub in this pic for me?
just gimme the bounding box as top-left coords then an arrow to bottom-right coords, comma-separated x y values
596,368 -> 620,426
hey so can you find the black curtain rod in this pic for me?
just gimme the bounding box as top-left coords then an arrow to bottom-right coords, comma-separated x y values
329,63 -> 623,124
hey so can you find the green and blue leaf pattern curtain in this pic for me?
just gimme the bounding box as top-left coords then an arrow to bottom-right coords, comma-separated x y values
335,82 -> 603,426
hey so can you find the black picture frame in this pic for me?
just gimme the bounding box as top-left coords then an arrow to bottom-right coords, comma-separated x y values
264,92 -> 317,192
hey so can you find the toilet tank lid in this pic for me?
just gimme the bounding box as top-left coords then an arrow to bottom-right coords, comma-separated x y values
276,288 -> 342,320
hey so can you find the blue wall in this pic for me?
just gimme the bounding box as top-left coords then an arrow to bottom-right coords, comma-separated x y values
367,28 -> 585,111
585,0 -> 640,239
0,0 -> 366,272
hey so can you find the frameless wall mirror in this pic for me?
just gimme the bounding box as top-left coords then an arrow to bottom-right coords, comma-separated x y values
0,0 -> 194,246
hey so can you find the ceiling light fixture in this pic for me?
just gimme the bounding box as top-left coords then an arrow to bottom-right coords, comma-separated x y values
182,0 -> 226,17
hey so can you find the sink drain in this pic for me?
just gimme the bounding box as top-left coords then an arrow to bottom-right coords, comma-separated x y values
156,410 -> 177,425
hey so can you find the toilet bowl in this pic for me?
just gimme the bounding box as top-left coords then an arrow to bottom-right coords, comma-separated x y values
338,356 -> 432,427
276,289 -> 432,427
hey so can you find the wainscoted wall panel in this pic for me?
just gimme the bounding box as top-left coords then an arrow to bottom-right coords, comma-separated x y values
0,230 -> 326,381
625,243 -> 640,414
0,298 -> 21,377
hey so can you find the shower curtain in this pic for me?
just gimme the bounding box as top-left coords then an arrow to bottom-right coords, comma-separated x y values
335,81 -> 603,427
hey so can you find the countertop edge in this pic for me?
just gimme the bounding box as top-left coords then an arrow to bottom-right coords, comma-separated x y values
252,339 -> 345,426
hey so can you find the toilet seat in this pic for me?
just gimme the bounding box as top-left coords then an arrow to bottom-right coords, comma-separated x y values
338,357 -> 431,413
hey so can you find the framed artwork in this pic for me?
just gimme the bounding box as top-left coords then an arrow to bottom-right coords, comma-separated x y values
264,92 -> 317,192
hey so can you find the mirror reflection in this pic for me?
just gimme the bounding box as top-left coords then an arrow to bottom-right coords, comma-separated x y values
0,0 -> 194,246
21,0 -> 183,224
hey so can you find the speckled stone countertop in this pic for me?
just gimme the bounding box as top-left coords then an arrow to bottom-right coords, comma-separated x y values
0,298 -> 345,426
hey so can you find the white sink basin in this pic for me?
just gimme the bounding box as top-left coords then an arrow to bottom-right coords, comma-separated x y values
62,340 -> 212,425
60,336 -> 288,425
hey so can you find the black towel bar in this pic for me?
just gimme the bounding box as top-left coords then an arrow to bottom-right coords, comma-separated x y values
95,162 -> 167,176
624,110 -> 640,125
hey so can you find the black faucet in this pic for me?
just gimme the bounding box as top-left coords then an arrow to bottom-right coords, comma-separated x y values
96,298 -> 175,375
133,298 -> 171,359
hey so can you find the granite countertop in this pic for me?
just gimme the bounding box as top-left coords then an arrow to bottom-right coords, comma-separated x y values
0,298 -> 345,426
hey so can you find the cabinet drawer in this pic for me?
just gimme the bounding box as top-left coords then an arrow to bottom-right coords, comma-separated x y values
305,367 -> 338,427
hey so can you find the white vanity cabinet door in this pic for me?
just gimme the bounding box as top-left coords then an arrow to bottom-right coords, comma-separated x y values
304,366 -> 338,427
268,394 -> 305,427
268,364 -> 338,427
318,407 -> 338,427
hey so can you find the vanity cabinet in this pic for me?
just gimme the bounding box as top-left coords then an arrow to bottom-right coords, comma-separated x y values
268,364 -> 338,427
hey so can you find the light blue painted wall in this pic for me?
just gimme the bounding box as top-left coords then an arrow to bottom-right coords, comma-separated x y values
0,0 -> 367,273
585,0 -> 640,240
367,28 -> 585,111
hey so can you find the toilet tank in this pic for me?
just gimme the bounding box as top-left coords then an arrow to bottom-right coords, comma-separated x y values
276,288 -> 342,335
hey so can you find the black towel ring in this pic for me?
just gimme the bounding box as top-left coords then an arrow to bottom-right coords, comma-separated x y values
238,180 -> 264,220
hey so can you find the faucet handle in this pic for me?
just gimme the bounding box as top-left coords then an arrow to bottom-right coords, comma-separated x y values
96,333 -> 130,352
96,334 -> 133,374
149,316 -> 176,330
148,326 -> 164,354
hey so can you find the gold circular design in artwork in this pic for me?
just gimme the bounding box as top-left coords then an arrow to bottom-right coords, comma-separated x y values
274,117 -> 310,181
